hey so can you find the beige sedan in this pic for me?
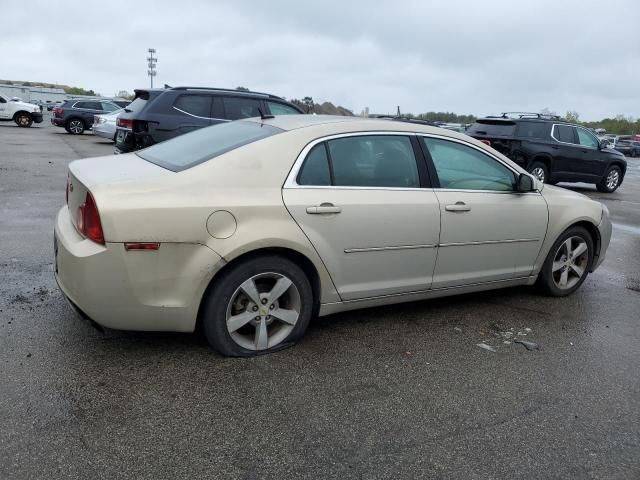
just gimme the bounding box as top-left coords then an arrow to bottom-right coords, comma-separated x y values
54,115 -> 612,356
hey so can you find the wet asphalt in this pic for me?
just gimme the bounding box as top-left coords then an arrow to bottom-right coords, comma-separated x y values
1,117 -> 639,479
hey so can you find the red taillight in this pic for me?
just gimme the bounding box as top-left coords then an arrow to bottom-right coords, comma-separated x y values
53,107 -> 64,115
77,192 -> 104,244
117,118 -> 133,129
479,139 -> 492,146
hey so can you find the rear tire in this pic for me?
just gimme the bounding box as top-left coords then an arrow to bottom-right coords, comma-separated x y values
596,165 -> 622,193
528,161 -> 548,184
66,118 -> 85,135
201,255 -> 314,357
14,112 -> 33,128
537,226 -> 594,297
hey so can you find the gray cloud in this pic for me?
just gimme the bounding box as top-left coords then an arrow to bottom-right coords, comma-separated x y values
2,0 -> 638,120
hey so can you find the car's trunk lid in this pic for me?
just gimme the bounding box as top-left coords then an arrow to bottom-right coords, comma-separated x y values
66,153 -> 172,233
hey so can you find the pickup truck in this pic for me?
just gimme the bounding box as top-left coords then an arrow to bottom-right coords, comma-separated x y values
0,94 -> 44,127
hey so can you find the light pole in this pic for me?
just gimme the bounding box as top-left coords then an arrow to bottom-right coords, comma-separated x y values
147,48 -> 157,88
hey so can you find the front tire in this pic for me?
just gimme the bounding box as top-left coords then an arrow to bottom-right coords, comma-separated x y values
537,226 -> 594,297
528,161 -> 548,184
66,118 -> 85,135
596,165 -> 622,193
14,112 -> 33,128
201,255 -> 314,357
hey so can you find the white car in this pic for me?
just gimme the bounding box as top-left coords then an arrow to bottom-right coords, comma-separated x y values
0,94 -> 43,127
54,115 -> 612,356
93,109 -> 124,141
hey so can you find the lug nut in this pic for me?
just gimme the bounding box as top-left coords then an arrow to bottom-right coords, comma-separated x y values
252,306 -> 258,312
266,315 -> 271,320
269,304 -> 274,310
254,316 -> 260,321
261,298 -> 268,305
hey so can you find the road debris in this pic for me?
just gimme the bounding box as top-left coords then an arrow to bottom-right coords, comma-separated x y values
476,343 -> 497,352
514,340 -> 540,351
453,327 -> 462,333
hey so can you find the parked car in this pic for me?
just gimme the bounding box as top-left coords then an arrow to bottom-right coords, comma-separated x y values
111,100 -> 131,109
47,101 -> 64,111
55,115 -> 612,357
0,94 -> 43,127
51,99 -> 122,134
614,140 -> 640,157
466,114 -> 627,192
114,86 -> 303,153
93,109 -> 124,141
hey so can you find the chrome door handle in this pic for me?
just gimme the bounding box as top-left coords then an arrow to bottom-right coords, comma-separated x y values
306,203 -> 342,214
445,202 -> 471,212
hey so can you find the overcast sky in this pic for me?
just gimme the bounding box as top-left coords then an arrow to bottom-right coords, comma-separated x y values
2,0 -> 639,120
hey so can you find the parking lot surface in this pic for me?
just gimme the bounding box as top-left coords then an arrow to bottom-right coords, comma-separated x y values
1,118 -> 639,479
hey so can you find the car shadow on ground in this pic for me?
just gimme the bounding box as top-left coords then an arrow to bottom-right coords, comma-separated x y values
60,284 -> 545,358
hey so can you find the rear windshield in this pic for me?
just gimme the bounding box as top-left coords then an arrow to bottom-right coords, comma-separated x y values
466,119 -> 516,137
125,91 -> 156,114
137,121 -> 283,171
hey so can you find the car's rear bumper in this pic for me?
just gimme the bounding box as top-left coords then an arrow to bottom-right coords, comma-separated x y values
93,123 -> 116,140
51,117 -> 65,127
54,206 -> 225,332
32,112 -> 43,123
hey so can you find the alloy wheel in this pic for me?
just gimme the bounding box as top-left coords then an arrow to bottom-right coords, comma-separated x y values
551,236 -> 589,290
225,272 -> 301,351
17,114 -> 30,127
69,120 -> 83,134
531,167 -> 545,183
606,169 -> 620,191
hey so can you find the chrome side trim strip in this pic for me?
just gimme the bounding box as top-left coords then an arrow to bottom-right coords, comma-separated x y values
172,106 -> 232,121
439,238 -> 539,247
344,244 -> 437,253
327,276 -> 533,304
344,239 -> 538,253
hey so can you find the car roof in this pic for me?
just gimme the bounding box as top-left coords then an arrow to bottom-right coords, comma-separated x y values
244,114 -> 473,139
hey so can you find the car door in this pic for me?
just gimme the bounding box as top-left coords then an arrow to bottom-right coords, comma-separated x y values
551,124 -> 584,180
0,95 -> 9,119
171,94 -> 213,136
420,136 -> 548,289
576,126 -> 608,180
283,133 -> 441,301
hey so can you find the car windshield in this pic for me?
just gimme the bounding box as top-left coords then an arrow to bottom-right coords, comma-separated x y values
137,120 -> 283,172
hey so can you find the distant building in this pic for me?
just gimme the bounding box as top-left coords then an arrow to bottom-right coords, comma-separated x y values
0,83 -> 127,105
0,83 -> 67,104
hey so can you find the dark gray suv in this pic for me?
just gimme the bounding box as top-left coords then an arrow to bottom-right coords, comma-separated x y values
51,99 -> 122,134
114,87 -> 303,153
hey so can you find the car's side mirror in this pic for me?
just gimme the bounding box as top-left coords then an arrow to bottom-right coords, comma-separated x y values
516,173 -> 535,192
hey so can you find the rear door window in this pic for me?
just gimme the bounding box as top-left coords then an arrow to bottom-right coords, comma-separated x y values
173,94 -> 213,118
297,144 -> 331,186
326,135 -> 419,188
222,97 -> 262,120
516,122 -> 551,139
554,125 -> 577,144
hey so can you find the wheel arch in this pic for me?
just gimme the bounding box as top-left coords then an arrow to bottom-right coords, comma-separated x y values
12,110 -> 32,121
607,160 -> 627,177
527,154 -> 552,173
534,219 -> 601,277
195,246 -> 322,332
